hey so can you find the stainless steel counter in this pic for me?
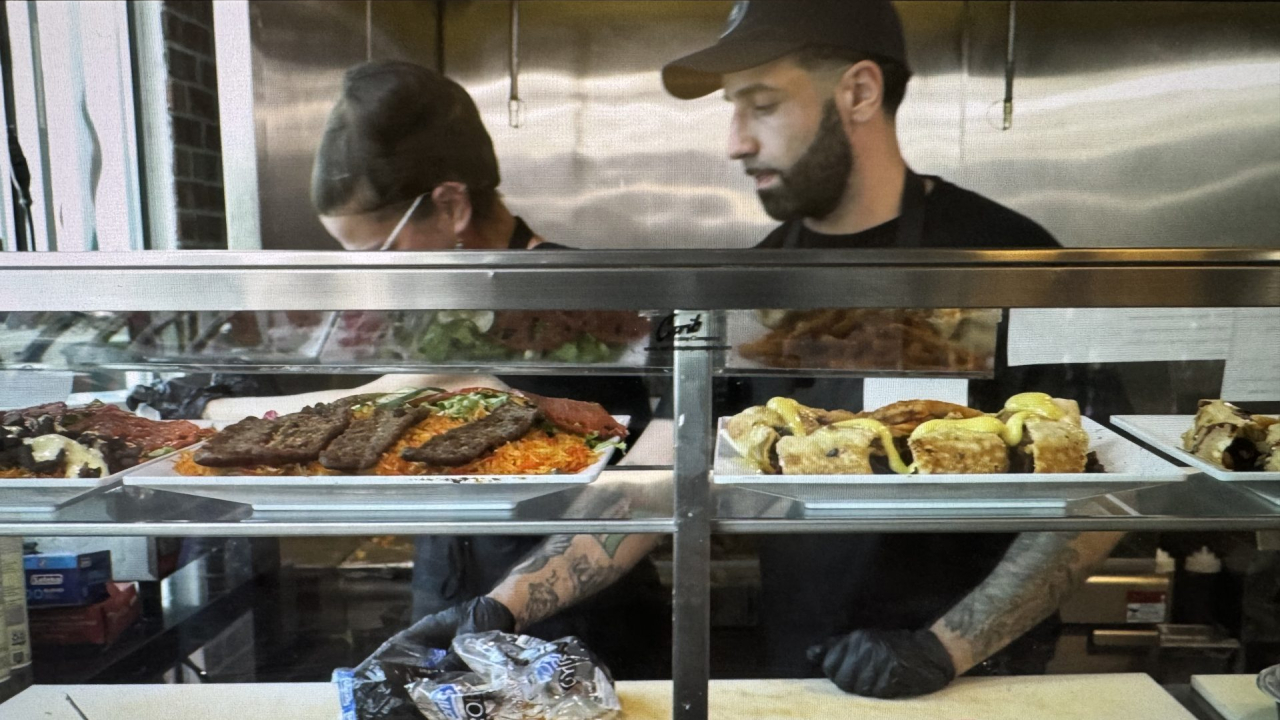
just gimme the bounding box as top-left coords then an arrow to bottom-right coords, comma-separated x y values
1,471 -> 1279,536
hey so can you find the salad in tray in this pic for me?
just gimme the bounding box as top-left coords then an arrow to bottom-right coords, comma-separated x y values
329,310 -> 651,364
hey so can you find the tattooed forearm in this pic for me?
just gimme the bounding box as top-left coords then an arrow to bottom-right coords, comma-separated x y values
570,554 -> 624,596
509,535 -> 574,576
488,532 -> 663,630
933,531 -> 1123,672
523,570 -> 561,623
593,534 -> 626,558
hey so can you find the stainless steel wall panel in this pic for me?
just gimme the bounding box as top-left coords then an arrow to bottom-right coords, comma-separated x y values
961,1 -> 1280,248
245,1 -> 1280,251
248,0 -> 440,250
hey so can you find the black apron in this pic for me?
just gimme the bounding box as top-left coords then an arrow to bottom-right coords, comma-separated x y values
755,168 -> 1056,678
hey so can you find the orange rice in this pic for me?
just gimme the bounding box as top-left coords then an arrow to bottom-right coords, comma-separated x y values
0,467 -> 60,479
174,412 -> 599,477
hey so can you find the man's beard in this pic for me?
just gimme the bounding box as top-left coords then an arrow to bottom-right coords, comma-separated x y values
755,100 -> 853,222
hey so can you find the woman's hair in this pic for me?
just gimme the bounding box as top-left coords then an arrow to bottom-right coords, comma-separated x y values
311,60 -> 500,219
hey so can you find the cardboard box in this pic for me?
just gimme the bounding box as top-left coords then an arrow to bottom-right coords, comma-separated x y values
29,582 -> 139,646
1,537 -> 30,669
24,551 -> 111,607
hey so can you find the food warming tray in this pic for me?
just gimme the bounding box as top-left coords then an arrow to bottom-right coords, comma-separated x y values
120,416 -> 626,511
713,416 -> 1187,509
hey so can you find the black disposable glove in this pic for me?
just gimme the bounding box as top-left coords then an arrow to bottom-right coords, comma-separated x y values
809,628 -> 956,699
349,597 -> 516,719
359,596 -> 517,674
127,373 -> 279,419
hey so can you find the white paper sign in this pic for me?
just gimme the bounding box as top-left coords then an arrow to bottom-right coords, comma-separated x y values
1221,308 -> 1280,401
1007,309 -> 1235,367
863,378 -> 969,409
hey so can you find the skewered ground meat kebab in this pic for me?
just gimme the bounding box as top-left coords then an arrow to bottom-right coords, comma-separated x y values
195,402 -> 352,467
401,402 -> 543,467
320,406 -> 425,471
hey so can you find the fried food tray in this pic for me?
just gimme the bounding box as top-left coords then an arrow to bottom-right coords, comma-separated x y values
119,417 -> 626,511
723,309 -> 998,377
713,416 -> 1187,509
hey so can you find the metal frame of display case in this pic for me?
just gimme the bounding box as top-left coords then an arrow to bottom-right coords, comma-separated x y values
4,249 -> 1280,720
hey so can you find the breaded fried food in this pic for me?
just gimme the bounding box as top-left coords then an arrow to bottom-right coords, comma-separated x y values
735,423 -> 782,474
1018,417 -> 1089,473
726,406 -> 786,447
1182,400 -> 1269,470
909,429 -> 1009,475
1264,424 -> 1280,472
776,426 -> 877,475
855,400 -> 984,437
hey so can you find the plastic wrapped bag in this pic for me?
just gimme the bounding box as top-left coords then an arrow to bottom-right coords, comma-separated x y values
409,632 -> 620,720
407,671 -> 520,720
334,644 -> 461,720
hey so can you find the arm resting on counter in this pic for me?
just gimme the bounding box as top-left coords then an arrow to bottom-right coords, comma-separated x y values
931,531 -> 1125,675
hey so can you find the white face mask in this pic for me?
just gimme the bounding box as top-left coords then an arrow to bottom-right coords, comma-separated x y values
377,192 -> 427,251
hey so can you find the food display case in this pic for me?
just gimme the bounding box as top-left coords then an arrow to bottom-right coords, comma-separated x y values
2,249 -> 1280,719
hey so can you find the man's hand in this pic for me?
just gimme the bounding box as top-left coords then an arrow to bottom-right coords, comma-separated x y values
357,596 -> 515,673
811,629 -> 956,699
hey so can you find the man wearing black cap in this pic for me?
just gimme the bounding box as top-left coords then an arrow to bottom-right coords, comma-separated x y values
662,0 -> 1058,251
658,0 -> 1120,698
358,3 -> 1121,701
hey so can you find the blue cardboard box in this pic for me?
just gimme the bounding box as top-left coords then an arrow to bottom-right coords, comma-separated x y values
25,551 -> 112,607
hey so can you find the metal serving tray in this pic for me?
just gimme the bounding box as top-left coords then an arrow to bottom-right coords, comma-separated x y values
0,450 -> 180,513
713,416 -> 1187,510
120,416 -> 626,511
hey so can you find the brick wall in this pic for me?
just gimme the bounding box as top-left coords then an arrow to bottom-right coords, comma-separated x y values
162,0 -> 225,249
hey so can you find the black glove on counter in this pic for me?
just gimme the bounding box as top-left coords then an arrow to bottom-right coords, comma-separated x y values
358,596 -> 517,674
811,628 -> 956,699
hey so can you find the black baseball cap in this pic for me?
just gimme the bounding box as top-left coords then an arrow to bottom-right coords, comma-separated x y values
312,61 -> 500,216
662,0 -> 909,100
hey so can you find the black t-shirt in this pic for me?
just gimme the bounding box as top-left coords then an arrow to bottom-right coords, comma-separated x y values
755,175 -> 1060,250
742,178 -> 1060,676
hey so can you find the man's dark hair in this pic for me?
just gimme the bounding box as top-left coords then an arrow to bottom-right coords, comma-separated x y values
312,61 -> 500,220
791,46 -> 912,117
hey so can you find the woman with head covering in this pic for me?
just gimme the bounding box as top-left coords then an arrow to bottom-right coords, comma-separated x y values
305,61 -> 668,679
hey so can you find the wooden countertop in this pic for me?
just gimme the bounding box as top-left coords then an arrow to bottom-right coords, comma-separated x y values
0,674 -> 1195,720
